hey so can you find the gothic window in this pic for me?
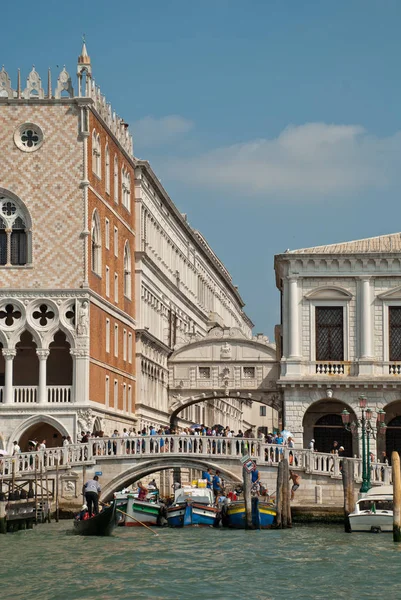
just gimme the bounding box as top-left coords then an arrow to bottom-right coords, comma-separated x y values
114,155 -> 119,203
123,242 -> 131,299
121,167 -> 131,211
91,210 -> 102,275
389,307 -> 401,361
14,123 -> 44,153
315,307 -> 344,361
92,130 -> 101,178
105,143 -> 110,193
0,196 -> 31,266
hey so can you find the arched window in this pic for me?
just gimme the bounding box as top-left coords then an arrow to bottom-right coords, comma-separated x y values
123,242 -> 131,299
105,143 -> 110,194
0,195 -> 31,266
96,134 -> 101,178
121,168 -> 131,212
91,210 -> 102,275
114,155 -> 119,203
92,131 -> 101,178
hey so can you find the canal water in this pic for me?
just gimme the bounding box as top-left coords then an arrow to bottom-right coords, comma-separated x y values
1,523 -> 400,600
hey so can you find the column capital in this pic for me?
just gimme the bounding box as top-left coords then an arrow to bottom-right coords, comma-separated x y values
70,348 -> 89,358
358,276 -> 371,282
2,349 -> 16,360
287,275 -> 299,282
36,349 -> 50,360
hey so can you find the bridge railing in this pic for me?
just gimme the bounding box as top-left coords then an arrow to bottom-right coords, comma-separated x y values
0,437 -> 392,486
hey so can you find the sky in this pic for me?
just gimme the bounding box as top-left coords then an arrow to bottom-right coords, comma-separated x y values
2,0 -> 400,337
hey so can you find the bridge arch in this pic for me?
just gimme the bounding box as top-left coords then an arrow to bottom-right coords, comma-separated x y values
102,456 -> 242,501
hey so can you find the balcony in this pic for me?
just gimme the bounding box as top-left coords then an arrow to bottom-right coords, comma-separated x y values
314,362 -> 350,376
0,385 -> 72,404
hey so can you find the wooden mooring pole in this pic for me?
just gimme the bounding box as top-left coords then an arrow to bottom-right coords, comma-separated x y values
342,458 -> 354,533
281,458 -> 291,529
243,466 -> 253,529
392,451 -> 401,543
55,459 -> 59,523
276,460 -> 284,528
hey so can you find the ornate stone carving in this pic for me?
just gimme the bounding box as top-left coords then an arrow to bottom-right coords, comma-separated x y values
0,66 -> 14,98
54,67 -> 74,99
220,342 -> 232,359
77,408 -> 93,433
22,67 -> 44,99
36,349 -> 50,360
77,301 -> 89,336
2,349 -> 16,360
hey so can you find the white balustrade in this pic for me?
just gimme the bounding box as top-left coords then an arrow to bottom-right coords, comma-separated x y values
47,386 -> 72,403
315,362 -> 345,375
389,363 -> 401,375
14,386 -> 38,403
0,437 -> 393,492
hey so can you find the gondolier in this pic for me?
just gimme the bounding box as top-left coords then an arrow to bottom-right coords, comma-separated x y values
83,475 -> 101,516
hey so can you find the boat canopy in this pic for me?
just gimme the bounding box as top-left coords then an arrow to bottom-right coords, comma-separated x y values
174,487 -> 215,505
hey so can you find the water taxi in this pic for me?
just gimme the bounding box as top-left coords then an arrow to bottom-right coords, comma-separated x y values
349,485 -> 393,533
166,486 -> 220,527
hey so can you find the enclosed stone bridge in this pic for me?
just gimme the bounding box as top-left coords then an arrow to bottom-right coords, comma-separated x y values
0,436 -> 392,510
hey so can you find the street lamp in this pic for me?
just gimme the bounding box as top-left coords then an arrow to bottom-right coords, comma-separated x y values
341,395 -> 387,494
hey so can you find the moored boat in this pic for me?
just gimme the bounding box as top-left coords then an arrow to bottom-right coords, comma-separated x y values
167,487 -> 220,527
349,485 -> 393,533
73,502 -> 117,536
221,497 -> 276,529
114,489 -> 163,526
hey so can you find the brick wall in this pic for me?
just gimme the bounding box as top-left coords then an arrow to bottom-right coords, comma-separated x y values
0,103 -> 84,287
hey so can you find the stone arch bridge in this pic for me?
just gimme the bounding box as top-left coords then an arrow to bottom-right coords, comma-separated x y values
0,435 -> 391,511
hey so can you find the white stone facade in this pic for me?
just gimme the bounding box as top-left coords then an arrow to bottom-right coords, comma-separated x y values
134,162 -> 256,430
275,234 -> 401,456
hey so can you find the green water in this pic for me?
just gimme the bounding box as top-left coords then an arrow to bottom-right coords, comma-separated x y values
1,522 -> 401,600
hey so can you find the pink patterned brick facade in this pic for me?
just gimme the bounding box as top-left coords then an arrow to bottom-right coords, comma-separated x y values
0,102 -> 84,288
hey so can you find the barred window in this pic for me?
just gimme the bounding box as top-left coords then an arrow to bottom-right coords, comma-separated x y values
316,307 -> 344,361
199,367 -> 210,379
0,197 -> 30,266
243,367 -> 255,379
389,307 -> 401,361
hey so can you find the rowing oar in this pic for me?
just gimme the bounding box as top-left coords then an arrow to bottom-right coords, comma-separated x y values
100,501 -> 159,537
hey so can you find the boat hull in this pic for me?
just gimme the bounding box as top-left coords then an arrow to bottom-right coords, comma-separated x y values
222,499 -> 276,529
125,497 -> 161,526
349,512 -> 393,532
167,502 -> 219,527
73,503 -> 117,536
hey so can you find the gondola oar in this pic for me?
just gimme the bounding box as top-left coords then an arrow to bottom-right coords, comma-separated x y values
100,501 -> 159,537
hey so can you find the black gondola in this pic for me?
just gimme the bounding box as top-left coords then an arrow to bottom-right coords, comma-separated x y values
73,502 -> 117,536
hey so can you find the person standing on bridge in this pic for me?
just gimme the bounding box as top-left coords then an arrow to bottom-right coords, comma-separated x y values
83,475 -> 101,516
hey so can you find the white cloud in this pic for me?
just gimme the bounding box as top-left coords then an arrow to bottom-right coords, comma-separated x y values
165,123 -> 401,198
133,115 -> 194,148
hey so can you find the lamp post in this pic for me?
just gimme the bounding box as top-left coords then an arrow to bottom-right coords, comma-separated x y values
341,395 -> 387,494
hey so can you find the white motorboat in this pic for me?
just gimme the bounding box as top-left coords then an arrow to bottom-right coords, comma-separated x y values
349,485 -> 393,533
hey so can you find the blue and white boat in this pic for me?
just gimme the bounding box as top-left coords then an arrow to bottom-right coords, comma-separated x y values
167,487 -> 220,527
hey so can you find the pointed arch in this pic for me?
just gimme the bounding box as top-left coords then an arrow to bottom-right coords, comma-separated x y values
0,190 -> 32,265
91,209 -> 102,275
123,241 -> 132,299
114,155 -> 119,203
105,142 -> 110,194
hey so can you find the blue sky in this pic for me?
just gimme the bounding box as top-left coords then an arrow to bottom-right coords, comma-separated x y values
2,1 -> 400,337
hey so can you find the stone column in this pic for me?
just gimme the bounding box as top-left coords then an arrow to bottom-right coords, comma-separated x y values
360,277 -> 372,358
2,349 -> 16,405
288,277 -> 300,358
37,350 -> 49,405
70,349 -> 89,404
